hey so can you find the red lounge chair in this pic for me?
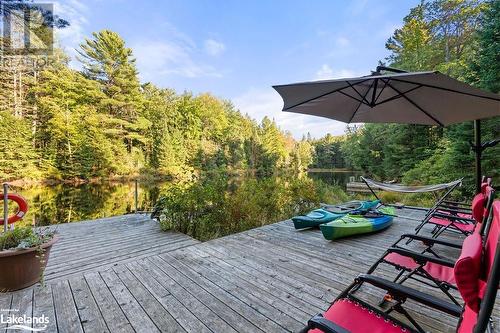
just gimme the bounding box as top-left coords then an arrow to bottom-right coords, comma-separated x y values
439,177 -> 492,214
301,200 -> 500,333
432,180 -> 492,226
363,189 -> 495,305
414,185 -> 493,239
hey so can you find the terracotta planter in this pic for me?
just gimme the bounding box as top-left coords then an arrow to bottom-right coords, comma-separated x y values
0,235 -> 59,292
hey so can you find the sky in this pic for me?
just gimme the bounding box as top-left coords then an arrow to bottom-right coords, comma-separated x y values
53,0 -> 420,139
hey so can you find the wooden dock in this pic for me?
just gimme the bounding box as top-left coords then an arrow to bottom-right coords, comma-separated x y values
1,211 -> 498,332
346,181 -> 374,193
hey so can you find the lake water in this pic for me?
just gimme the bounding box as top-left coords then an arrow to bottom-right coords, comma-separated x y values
6,171 -> 360,226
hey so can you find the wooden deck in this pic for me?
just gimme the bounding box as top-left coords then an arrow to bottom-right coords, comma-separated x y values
1,210 -> 499,332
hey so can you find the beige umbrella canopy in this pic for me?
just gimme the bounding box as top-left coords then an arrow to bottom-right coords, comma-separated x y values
273,67 -> 500,191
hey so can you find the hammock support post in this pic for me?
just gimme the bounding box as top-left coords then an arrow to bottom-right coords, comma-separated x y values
362,177 -> 380,201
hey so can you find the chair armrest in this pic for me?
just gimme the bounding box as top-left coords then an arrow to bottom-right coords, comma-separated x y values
398,233 -> 463,249
433,212 -> 475,223
357,274 -> 462,317
386,247 -> 456,267
304,314 -> 351,333
442,200 -> 471,207
436,206 -> 472,215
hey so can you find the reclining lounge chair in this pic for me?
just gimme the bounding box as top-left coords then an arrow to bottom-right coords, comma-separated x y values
414,185 -> 494,239
300,200 -> 500,333
363,188 -> 495,306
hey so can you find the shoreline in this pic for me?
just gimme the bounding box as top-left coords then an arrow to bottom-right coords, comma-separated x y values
5,168 -> 360,188
6,173 -> 172,188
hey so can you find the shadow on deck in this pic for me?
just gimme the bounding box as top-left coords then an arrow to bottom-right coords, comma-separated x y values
0,210 -> 498,332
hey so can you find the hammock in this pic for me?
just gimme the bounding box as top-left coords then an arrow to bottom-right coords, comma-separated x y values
360,177 -> 462,193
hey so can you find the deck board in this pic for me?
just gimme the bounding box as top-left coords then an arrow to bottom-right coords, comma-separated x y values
1,210 -> 499,332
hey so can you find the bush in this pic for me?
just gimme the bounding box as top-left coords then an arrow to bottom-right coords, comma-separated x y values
153,174 -> 348,241
0,226 -> 55,251
378,191 -> 402,204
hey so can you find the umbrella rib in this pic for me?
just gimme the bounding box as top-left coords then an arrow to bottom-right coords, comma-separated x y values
348,80 -> 376,123
391,78 -> 500,101
338,90 -> 366,105
374,85 -> 422,106
386,82 -> 444,126
374,78 -> 389,104
370,79 -> 378,106
346,81 -> 371,105
282,78 -> 372,111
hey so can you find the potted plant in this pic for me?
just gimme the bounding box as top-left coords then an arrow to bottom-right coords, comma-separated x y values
0,226 -> 58,292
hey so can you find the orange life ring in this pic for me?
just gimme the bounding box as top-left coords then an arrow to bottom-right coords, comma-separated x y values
0,194 -> 28,224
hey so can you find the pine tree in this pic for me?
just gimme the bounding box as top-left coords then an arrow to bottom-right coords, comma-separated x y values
78,30 -> 143,118
0,111 -> 39,180
78,30 -> 147,161
469,0 -> 500,93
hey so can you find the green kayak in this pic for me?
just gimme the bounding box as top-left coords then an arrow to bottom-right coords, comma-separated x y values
320,207 -> 395,240
291,200 -> 380,230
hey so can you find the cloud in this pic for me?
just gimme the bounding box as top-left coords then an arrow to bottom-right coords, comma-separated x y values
234,88 -> 283,121
315,64 -> 334,80
234,64 -> 370,138
314,65 -> 362,80
335,36 -> 350,47
378,22 -> 401,40
132,25 -> 224,81
347,0 -> 370,15
233,87 -> 347,139
133,40 -> 222,81
52,0 -> 88,65
204,39 -> 225,56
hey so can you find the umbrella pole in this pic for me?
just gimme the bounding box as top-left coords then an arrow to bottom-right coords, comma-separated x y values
474,119 -> 482,194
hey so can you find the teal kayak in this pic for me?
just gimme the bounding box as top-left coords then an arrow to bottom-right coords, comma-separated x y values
320,207 -> 395,240
291,200 -> 380,230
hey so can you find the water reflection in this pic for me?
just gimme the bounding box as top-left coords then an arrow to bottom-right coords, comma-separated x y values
12,182 -> 165,226
9,171 -> 359,226
308,170 -> 361,187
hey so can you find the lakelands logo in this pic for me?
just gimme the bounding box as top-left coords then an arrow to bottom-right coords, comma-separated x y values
0,309 -> 49,332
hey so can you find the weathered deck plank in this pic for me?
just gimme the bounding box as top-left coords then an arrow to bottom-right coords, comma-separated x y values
125,261 -> 216,333
146,255 -> 260,333
68,276 -> 109,333
33,284 -> 57,332
52,279 -> 84,333
84,272 -> 134,333
1,210 -> 499,332
40,215 -> 198,283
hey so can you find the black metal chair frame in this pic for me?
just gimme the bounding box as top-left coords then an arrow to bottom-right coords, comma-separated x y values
302,235 -> 500,333
414,186 -> 494,240
363,191 -> 495,306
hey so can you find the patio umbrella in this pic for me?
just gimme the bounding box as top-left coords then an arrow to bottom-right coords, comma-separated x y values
273,66 -> 500,192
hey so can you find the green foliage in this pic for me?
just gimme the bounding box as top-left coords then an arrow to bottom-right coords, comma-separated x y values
378,191 -> 402,204
386,2 -> 436,71
78,30 -> 144,118
310,134 -> 346,169
1,30 -> 307,182
0,226 -> 54,251
340,0 -> 498,197
154,173 -> 347,241
387,0 -> 486,78
468,0 -> 500,93
341,124 -> 440,179
0,111 -> 39,180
